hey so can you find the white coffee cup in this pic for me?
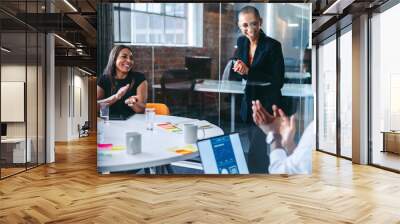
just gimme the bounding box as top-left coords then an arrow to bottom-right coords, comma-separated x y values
184,124 -> 198,144
126,132 -> 141,155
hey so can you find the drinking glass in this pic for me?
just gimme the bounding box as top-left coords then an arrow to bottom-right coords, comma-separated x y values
145,108 -> 156,130
99,102 -> 109,122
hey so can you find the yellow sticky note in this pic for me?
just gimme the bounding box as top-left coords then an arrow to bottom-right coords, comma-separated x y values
112,145 -> 125,151
168,145 -> 198,155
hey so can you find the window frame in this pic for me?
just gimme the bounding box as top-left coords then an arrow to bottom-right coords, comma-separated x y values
113,3 -> 202,47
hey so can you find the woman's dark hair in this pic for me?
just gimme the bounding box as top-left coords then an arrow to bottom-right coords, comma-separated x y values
103,45 -> 135,94
238,6 -> 261,20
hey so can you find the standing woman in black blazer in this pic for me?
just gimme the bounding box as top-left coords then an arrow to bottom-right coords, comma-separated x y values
231,6 -> 285,173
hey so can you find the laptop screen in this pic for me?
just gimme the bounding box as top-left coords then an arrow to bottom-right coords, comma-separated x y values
197,133 -> 249,174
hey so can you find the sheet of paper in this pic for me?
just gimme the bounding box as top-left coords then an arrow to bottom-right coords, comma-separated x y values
157,122 -> 182,133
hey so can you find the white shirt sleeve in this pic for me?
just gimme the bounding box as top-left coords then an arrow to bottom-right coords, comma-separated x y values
268,121 -> 315,175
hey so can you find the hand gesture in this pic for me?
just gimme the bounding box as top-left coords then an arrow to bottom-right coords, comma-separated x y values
115,84 -> 130,100
125,95 -> 139,107
252,100 -> 279,134
276,108 -> 297,154
233,59 -> 249,75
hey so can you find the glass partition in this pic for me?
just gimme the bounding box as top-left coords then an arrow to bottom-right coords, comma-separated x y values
27,31 -> 38,169
371,4 -> 400,171
339,28 -> 352,158
0,0 -> 46,179
317,35 -> 337,155
1,31 -> 28,177
38,32 -> 46,165
100,3 -> 313,174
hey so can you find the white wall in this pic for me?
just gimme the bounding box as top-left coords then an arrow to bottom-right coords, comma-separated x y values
1,65 -> 41,137
54,66 -> 89,141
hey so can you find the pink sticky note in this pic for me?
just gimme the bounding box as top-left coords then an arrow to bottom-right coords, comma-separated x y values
98,143 -> 112,150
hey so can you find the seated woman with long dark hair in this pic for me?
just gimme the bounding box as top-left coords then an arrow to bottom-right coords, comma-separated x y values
97,45 -> 148,117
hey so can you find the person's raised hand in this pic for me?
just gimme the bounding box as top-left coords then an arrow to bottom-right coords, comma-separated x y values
252,100 -> 277,134
115,84 -> 130,100
233,60 -> 249,75
276,108 -> 297,154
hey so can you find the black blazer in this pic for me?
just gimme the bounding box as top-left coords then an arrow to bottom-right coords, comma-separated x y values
231,30 -> 285,123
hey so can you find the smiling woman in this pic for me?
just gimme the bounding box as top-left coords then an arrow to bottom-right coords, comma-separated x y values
230,6 -> 285,173
96,45 -> 148,117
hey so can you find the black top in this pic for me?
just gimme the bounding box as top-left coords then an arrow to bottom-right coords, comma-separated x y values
97,71 -> 146,117
230,30 -> 285,122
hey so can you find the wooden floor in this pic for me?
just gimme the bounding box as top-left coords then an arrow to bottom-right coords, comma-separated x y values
1,135 -> 400,223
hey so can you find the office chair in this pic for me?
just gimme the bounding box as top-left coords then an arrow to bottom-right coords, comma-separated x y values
78,121 -> 90,138
160,69 -> 195,116
145,103 -> 170,115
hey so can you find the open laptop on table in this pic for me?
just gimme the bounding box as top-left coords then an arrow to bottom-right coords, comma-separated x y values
197,133 -> 249,174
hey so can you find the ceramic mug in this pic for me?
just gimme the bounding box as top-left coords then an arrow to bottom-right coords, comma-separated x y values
184,124 -> 198,144
126,132 -> 141,155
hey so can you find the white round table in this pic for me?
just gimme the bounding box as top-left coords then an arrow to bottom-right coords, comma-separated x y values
97,114 -> 224,173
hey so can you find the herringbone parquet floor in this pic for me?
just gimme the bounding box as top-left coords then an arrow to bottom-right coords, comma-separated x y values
1,135 -> 400,223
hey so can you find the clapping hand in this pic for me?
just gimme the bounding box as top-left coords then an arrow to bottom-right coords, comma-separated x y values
115,84 -> 130,100
252,100 -> 297,154
252,100 -> 278,134
275,107 -> 296,154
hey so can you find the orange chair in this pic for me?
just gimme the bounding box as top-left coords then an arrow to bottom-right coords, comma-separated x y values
145,103 -> 170,115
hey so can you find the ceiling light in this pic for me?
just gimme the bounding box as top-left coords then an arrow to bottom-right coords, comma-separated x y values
54,34 -> 75,48
63,0 -> 78,12
288,23 -> 299,27
78,67 -> 92,76
322,0 -> 354,15
323,0 -> 342,14
1,47 -> 11,53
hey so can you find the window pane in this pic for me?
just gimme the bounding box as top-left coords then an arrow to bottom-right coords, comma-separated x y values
134,13 -> 147,29
134,12 -> 148,43
135,3 -> 147,12
165,17 -> 176,34
371,3 -> 400,171
150,15 -> 163,30
149,15 -> 164,43
113,3 -> 201,46
176,34 -> 184,44
165,34 -> 174,44
113,7 -> 120,42
148,3 -> 161,14
175,18 -> 186,44
165,4 -> 174,16
318,37 -> 337,154
340,29 -> 352,158
175,4 -> 186,17
136,34 -> 147,43
120,8 -> 131,42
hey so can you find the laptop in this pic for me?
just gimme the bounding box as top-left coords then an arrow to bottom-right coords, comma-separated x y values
197,133 -> 249,174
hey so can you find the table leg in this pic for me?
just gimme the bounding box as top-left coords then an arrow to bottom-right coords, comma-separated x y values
231,94 -> 236,132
